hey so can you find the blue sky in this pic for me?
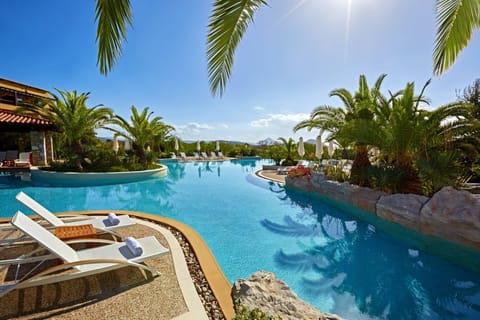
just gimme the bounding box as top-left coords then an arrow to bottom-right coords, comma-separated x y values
1,0 -> 479,143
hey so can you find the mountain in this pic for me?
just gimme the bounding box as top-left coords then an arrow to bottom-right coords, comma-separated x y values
257,137 -> 278,146
306,139 -> 316,144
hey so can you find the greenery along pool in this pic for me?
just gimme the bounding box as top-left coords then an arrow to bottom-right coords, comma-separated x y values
1,159 -> 479,319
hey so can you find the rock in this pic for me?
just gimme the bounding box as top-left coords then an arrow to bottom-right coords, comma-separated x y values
232,271 -> 343,320
316,180 -> 351,203
420,186 -> 480,249
376,193 -> 429,231
349,185 -> 386,213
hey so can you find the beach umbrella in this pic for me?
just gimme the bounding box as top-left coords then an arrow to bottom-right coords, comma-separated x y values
174,138 -> 179,153
197,140 -> 201,152
147,145 -> 151,152
124,139 -> 131,151
216,140 -> 220,152
297,137 -> 305,159
112,136 -> 119,153
328,140 -> 335,158
315,136 -> 323,160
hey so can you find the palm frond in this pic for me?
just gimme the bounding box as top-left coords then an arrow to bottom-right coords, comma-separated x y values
95,0 -> 133,75
433,0 -> 480,75
207,0 -> 268,96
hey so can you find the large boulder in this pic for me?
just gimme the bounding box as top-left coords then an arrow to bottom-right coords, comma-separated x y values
348,185 -> 387,213
376,193 -> 429,231
316,180 -> 351,203
232,271 -> 342,320
420,186 -> 480,249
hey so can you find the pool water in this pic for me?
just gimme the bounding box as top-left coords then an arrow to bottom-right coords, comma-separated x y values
1,159 -> 480,319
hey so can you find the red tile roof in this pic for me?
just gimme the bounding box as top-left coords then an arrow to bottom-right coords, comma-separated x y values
0,110 -> 54,127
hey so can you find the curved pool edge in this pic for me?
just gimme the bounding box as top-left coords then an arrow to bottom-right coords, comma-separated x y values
29,166 -> 168,186
2,210 -> 235,319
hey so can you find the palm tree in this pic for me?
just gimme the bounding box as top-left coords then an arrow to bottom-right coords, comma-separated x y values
21,89 -> 113,169
109,106 -> 174,164
343,80 -> 474,193
277,137 -> 296,166
294,74 -> 387,185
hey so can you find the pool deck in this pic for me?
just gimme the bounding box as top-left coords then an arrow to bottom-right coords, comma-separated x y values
255,169 -> 286,184
0,211 -> 234,320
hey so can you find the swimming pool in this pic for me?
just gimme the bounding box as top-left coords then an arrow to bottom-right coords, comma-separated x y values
1,159 -> 479,319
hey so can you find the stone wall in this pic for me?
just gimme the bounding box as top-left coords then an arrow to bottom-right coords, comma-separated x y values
286,173 -> 480,250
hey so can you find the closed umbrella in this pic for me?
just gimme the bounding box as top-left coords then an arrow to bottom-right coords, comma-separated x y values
315,136 -> 323,160
216,140 -> 220,152
196,141 -> 201,152
328,140 -> 335,158
112,136 -> 119,153
124,139 -> 131,151
174,138 -> 179,154
297,137 -> 305,159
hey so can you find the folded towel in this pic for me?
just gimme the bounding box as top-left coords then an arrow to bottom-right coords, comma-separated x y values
126,237 -> 143,256
108,212 -> 120,225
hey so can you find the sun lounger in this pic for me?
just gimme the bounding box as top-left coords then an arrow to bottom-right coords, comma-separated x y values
217,151 -> 225,159
210,152 -> 217,159
193,152 -> 200,160
15,192 -> 135,239
179,152 -> 187,161
15,152 -> 30,167
0,211 -> 169,298
201,152 -> 209,160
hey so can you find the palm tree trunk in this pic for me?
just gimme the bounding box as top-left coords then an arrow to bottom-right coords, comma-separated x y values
350,145 -> 371,186
70,141 -> 84,170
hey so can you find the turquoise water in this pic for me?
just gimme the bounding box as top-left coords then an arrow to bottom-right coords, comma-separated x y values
1,159 -> 480,319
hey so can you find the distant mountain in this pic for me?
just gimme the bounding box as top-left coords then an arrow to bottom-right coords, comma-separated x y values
306,139 -> 316,144
257,137 -> 278,146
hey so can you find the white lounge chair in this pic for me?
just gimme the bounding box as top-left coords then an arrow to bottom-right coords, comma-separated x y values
193,152 -> 200,160
217,151 -> 225,159
179,152 -> 187,161
0,211 -> 169,298
210,152 -> 217,159
15,152 -> 30,167
201,152 -> 209,160
15,192 -> 135,239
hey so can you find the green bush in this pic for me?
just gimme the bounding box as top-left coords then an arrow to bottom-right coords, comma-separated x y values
365,165 -> 405,194
324,164 -> 350,183
233,302 -> 282,320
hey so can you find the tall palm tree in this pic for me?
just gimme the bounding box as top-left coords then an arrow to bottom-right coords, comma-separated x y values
21,89 -> 113,169
109,106 -> 174,164
294,74 -> 387,185
343,80 -> 474,193
277,137 -> 296,165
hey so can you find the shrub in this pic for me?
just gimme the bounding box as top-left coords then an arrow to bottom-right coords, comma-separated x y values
324,164 -> 350,183
365,165 -> 405,194
287,165 -> 311,180
233,302 -> 282,320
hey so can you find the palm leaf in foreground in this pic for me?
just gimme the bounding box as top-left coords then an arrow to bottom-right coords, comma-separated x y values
95,0 -> 133,75
207,0 -> 267,96
433,0 -> 480,75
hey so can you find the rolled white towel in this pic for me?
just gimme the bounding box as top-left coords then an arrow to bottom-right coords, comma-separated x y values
125,237 -> 143,256
108,212 -> 120,225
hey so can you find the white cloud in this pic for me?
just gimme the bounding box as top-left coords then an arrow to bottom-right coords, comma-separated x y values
254,106 -> 264,111
250,112 -> 309,128
175,122 -> 214,135
220,123 -> 229,128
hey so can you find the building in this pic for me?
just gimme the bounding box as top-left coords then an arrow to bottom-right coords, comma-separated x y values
0,78 -> 56,165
